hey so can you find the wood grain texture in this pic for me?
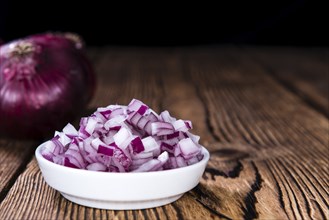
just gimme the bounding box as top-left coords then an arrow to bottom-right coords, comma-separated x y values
0,47 -> 328,220
185,47 -> 329,219
243,47 -> 329,117
0,140 -> 37,202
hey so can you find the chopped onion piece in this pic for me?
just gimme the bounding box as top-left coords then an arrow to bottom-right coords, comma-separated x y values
131,137 -> 144,153
113,127 -> 132,149
98,145 -> 114,156
178,138 -> 201,159
142,137 -> 159,153
87,162 -> 107,171
84,117 -> 98,135
128,99 -> 149,115
63,123 -> 78,138
41,98 -> 204,172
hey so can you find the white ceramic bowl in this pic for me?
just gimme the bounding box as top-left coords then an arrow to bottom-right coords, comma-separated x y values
35,143 -> 210,210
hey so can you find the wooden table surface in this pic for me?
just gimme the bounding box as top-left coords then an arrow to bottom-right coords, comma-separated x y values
0,46 -> 328,220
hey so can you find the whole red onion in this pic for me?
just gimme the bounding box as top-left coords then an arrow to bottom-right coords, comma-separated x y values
0,33 -> 96,139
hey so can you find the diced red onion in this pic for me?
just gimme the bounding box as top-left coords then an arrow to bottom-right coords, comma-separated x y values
87,162 -> 107,171
178,138 -> 201,159
64,157 -> 80,168
41,99 -> 204,172
176,156 -> 188,168
132,158 -> 152,166
98,145 -> 114,156
131,137 -> 145,153
113,127 -> 132,149
160,110 -> 176,123
142,137 -> 160,155
62,123 -> 78,138
131,151 -> 154,159
108,107 -> 125,119
128,99 -> 149,115
97,108 -> 112,120
132,159 -> 161,172
146,112 -> 159,122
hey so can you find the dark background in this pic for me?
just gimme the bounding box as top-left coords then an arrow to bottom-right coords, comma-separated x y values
0,1 -> 327,47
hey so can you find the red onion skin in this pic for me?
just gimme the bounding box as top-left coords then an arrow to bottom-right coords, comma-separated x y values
0,33 -> 96,139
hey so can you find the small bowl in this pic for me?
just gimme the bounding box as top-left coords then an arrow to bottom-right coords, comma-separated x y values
35,143 -> 210,210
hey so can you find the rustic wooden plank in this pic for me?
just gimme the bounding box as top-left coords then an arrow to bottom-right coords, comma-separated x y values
134,49 -> 216,148
0,139 -> 37,202
243,47 -> 329,117
88,48 -> 164,111
1,47 -> 328,220
185,47 -> 329,219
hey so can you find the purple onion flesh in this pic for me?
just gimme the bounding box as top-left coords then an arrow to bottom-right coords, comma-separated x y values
41,99 -> 204,172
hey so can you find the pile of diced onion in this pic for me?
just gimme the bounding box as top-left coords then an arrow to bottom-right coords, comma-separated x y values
41,99 -> 204,172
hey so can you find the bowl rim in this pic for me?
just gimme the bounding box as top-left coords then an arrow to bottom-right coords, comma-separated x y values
35,142 -> 210,177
